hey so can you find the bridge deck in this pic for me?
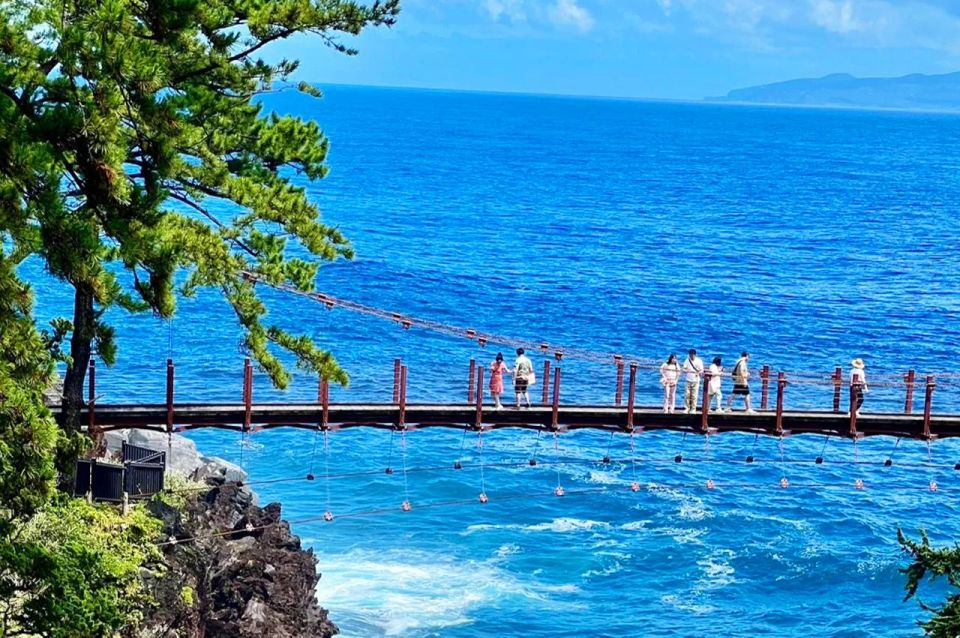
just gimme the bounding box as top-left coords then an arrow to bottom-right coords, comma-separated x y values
54,403 -> 960,439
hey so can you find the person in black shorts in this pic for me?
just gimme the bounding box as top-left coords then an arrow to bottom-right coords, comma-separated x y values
727,351 -> 756,413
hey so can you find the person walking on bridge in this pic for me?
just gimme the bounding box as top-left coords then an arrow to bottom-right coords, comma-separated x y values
659,353 -> 682,413
682,349 -> 704,413
850,358 -> 869,415
708,357 -> 725,412
513,348 -> 534,409
489,352 -> 511,410
727,351 -> 757,413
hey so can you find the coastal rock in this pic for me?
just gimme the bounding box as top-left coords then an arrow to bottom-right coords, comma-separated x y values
141,484 -> 337,638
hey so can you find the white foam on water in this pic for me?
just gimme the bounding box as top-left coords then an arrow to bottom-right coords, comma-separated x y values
695,549 -> 738,589
462,517 -> 612,535
620,520 -> 652,531
647,483 -> 712,521
314,548 -> 581,637
652,525 -> 707,546
526,517 -> 612,533
659,593 -> 718,615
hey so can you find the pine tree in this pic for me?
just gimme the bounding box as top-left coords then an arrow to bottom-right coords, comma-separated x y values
900,529 -> 960,636
0,0 -> 399,432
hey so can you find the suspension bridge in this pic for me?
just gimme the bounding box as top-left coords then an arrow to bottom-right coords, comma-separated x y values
55,272 -> 960,546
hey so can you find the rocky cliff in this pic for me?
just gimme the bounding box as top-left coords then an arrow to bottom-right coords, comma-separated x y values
141,481 -> 337,638
102,430 -> 336,638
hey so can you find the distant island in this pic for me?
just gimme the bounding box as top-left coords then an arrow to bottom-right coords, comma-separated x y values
709,71 -> 960,112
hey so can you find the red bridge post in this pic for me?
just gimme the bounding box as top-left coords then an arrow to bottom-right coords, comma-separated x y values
399,365 -> 408,429
88,359 -> 96,430
467,359 -> 476,404
904,369 -> 916,415
849,381 -> 859,437
832,366 -> 842,413
614,357 -> 624,406
542,360 -> 551,406
775,372 -> 786,434
701,371 -> 711,433
475,366 -> 484,429
551,367 -> 561,431
166,359 -> 174,434
392,358 -> 401,403
243,358 -> 252,432
760,365 -> 770,411
321,378 -> 330,430
626,363 -> 637,430
923,375 -> 935,438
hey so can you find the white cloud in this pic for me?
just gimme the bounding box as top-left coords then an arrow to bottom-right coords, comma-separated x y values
548,0 -> 595,32
810,0 -> 864,33
483,0 -> 526,23
657,0 -> 673,16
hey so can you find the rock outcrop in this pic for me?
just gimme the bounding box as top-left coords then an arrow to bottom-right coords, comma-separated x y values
141,481 -> 337,638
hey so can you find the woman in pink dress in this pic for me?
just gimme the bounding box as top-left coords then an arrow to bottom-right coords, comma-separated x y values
489,352 -> 511,409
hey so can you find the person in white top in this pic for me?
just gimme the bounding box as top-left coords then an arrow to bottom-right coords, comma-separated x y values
513,348 -> 534,409
659,353 -> 682,413
708,356 -> 724,412
850,358 -> 869,415
681,349 -> 704,413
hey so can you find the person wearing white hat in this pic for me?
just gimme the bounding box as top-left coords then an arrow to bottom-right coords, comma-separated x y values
850,358 -> 869,415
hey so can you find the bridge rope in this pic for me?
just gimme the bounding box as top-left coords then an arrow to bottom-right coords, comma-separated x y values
239,270 -> 960,383
156,475 -> 955,549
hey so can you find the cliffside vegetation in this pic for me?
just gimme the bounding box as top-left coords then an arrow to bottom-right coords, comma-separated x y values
0,0 -> 398,634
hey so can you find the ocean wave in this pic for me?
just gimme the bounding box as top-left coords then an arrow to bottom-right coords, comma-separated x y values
314,548 -> 582,637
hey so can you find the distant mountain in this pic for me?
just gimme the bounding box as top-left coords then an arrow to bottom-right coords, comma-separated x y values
710,72 -> 960,111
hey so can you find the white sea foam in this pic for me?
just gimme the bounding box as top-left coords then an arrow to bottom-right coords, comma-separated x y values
659,593 -> 717,615
695,549 -> 738,589
314,548 -> 581,637
462,517 -> 612,535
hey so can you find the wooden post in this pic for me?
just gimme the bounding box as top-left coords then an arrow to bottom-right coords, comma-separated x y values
775,372 -> 786,434
165,359 -> 174,434
923,375 -> 935,439
832,366 -> 842,413
88,359 -> 96,429
467,359 -> 476,404
392,358 -> 402,404
321,378 -> 330,430
904,370 -> 916,415
760,365 -> 770,411
615,359 -> 624,406
626,363 -> 637,430
701,371 -> 711,433
243,358 -> 252,432
475,366 -> 484,429
398,365 -> 408,429
542,360 -> 551,406
551,367 -> 561,431
849,381 -> 859,437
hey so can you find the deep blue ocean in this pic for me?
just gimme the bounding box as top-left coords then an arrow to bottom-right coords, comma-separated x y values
27,86 -> 960,636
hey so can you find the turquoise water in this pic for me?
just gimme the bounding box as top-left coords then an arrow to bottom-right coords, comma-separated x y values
29,86 -> 960,636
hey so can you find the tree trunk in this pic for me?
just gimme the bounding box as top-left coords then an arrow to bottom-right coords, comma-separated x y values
61,283 -> 95,433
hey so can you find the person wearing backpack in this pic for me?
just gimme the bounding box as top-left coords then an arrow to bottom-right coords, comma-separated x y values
727,351 -> 757,413
513,348 -> 535,409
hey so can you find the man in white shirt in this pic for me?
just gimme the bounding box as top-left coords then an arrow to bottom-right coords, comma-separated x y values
682,348 -> 704,413
513,348 -> 534,408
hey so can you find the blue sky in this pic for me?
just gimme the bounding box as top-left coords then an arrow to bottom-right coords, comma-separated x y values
271,0 -> 960,99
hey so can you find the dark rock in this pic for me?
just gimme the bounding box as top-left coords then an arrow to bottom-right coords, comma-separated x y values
141,484 -> 337,637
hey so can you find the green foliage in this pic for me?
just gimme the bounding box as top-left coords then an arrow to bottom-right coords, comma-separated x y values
0,0 -> 400,425
0,499 -> 162,637
900,528 -> 960,637
155,470 -> 207,510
